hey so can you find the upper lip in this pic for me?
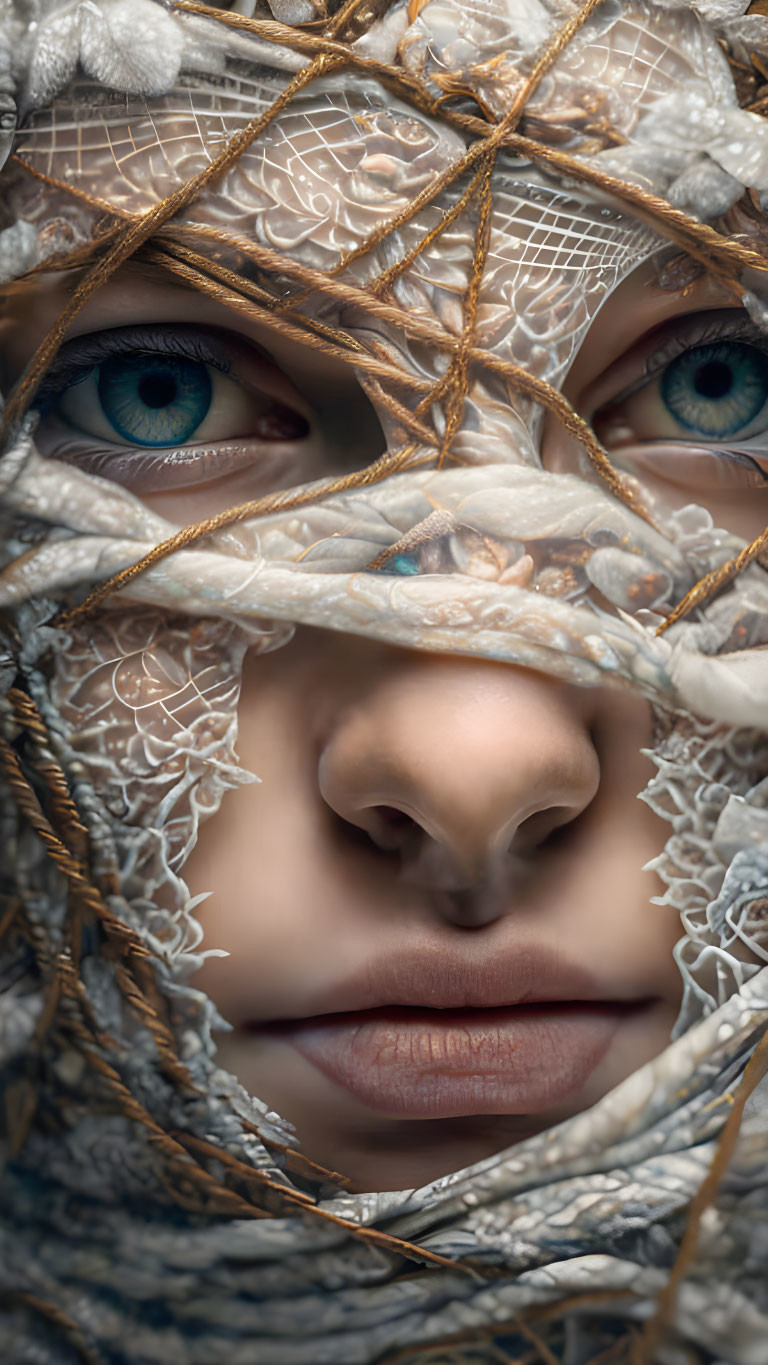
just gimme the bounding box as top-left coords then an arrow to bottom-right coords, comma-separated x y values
257,943 -> 643,1024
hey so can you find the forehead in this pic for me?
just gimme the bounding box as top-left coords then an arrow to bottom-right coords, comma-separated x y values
8,0 -> 732,381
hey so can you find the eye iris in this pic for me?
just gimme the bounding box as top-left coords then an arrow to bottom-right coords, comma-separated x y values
97,354 -> 212,446
660,341 -> 768,439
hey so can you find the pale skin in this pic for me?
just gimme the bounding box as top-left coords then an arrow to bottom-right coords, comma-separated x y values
2,256 -> 767,1192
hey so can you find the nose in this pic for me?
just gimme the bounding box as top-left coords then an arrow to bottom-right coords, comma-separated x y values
317,652 -> 600,926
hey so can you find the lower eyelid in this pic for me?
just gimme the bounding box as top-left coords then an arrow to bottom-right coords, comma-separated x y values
610,443 -> 768,494
35,433 -> 317,493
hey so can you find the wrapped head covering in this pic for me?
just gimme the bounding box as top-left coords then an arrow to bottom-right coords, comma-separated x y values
2,0 -> 768,1360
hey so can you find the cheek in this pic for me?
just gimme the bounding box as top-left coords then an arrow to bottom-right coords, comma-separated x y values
136,449 -> 310,526
569,690 -> 684,997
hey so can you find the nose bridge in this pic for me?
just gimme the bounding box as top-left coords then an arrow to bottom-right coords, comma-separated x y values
317,656 -> 600,878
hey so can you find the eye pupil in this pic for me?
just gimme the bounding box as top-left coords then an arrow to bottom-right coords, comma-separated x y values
693,360 -> 732,401
137,369 -> 178,410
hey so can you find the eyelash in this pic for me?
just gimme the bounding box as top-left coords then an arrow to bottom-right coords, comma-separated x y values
36,324 -> 238,413
596,312 -> 768,417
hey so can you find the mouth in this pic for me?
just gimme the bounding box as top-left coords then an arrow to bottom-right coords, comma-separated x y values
255,1000 -> 654,1119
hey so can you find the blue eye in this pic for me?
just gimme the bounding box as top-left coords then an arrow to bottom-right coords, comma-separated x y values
97,353 -> 213,447
660,341 -> 768,439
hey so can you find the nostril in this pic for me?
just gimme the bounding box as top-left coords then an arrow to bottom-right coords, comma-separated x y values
368,805 -> 421,854
514,804 -> 584,857
326,802 -> 422,857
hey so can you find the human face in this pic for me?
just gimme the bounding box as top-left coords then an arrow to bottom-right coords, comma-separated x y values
183,626 -> 683,1193
7,253 -> 768,1193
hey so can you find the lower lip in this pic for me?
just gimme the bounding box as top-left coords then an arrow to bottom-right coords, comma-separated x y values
266,1003 -> 642,1119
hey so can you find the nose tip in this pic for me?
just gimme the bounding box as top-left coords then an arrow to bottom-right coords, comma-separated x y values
317,655 -> 600,919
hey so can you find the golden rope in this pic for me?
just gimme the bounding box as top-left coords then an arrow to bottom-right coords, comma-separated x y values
0,1289 -> 107,1365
